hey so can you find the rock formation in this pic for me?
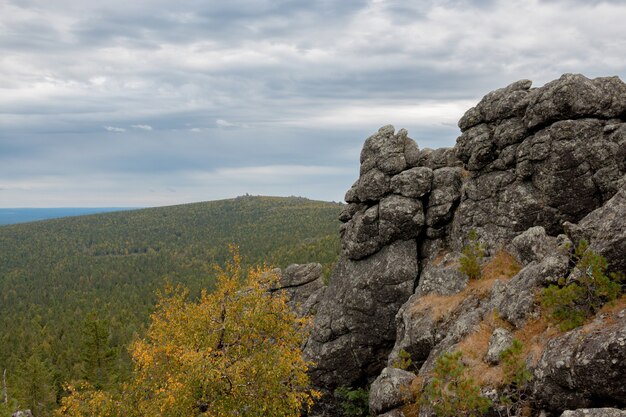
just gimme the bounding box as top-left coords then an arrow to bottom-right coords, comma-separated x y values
301,73 -> 626,417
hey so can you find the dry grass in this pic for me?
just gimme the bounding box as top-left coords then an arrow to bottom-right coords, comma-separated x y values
400,376 -> 424,417
409,292 -> 468,321
597,293 -> 626,316
409,250 -> 522,322
511,316 -> 555,367
481,250 -> 522,282
457,311 -> 512,387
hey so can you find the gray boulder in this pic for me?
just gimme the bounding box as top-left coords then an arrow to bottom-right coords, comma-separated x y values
415,252 -> 467,297
560,409 -> 626,417
369,367 -> 416,415
390,167 -> 433,199
360,125 -> 415,176
484,327 -> 513,365
532,308 -> 626,412
458,79 -> 532,130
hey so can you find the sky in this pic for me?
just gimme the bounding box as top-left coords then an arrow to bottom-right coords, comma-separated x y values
1,0 -> 625,207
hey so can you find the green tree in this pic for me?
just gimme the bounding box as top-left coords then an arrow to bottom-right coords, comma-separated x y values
459,230 -> 485,280
16,351 -> 56,417
421,351 -> 491,417
541,240 -> 623,331
80,314 -> 117,388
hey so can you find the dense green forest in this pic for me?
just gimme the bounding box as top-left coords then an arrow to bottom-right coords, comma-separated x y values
0,196 -> 342,416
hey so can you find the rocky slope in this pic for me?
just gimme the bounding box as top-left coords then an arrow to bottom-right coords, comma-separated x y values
295,74 -> 626,417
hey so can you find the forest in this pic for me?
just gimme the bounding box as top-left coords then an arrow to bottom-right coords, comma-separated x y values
0,196 -> 342,416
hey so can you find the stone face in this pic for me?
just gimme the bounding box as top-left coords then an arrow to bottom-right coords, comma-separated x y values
304,240 -> 418,388
369,367 -> 416,415
357,168 -> 391,202
532,309 -> 626,412
361,125 -> 409,176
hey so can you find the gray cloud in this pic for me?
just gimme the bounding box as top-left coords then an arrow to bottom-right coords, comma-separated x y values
1,0 -> 625,206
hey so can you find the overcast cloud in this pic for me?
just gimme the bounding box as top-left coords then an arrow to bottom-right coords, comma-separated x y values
1,0 -> 625,207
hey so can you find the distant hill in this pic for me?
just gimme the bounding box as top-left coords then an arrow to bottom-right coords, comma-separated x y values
0,207 -> 138,225
0,196 -> 342,412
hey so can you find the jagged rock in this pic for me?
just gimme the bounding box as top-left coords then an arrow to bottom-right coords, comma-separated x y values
484,327 -> 513,364
316,75 -> 626,415
273,263 -> 326,316
360,125 -> 414,176
564,180 -> 626,273
532,308 -> 626,412
369,367 -> 416,415
12,411 -> 33,417
560,409 -> 626,417
338,202 -> 366,222
390,167 -> 433,198
524,74 -> 626,129
490,255 -> 566,327
304,240 -> 418,388
458,79 -> 532,131
345,180 -> 360,203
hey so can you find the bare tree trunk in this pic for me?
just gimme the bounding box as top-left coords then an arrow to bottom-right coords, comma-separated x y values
2,368 -> 6,405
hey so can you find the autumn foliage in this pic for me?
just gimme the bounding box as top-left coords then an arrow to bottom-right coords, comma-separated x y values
56,247 -> 317,417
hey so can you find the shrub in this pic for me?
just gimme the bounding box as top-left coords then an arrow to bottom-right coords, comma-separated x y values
541,240 -> 623,331
421,351 -> 491,417
497,339 -> 533,416
335,386 -> 370,417
500,339 -> 532,390
392,349 -> 414,371
460,230 -> 485,280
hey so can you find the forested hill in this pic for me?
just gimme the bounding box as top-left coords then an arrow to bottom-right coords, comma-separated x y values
0,195 -> 342,415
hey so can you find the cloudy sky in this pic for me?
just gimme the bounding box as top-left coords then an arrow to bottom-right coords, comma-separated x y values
1,0 -> 625,207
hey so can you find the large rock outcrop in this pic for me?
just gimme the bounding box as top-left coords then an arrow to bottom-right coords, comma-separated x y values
304,74 -> 626,417
304,240 -> 418,387
452,74 -> 625,250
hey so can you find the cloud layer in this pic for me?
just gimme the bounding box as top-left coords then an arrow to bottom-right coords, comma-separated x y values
1,0 -> 625,206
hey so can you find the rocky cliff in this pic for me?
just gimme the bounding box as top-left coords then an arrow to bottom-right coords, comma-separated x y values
295,74 -> 626,417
